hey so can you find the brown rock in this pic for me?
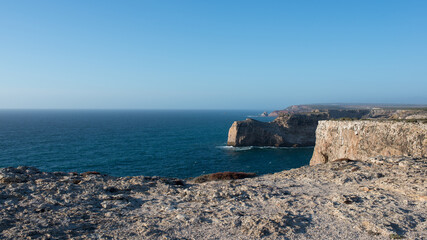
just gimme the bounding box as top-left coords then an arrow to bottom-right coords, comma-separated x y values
81,171 -> 101,177
192,172 -> 257,183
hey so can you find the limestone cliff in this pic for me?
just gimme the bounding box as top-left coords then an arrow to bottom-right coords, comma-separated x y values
227,113 -> 329,147
227,118 -> 286,147
310,120 -> 427,165
227,110 -> 370,147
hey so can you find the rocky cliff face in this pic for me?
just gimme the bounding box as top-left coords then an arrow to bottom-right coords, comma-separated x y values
310,120 -> 427,165
227,113 -> 329,147
227,110 -> 371,147
227,118 -> 284,147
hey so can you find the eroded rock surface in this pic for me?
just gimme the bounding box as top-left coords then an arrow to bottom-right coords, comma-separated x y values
227,110 -> 371,147
1,158 -> 426,239
233,105 -> 426,148
310,120 -> 427,165
227,113 -> 330,147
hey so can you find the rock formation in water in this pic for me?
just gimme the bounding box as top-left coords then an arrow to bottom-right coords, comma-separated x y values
310,120 -> 427,165
227,113 -> 328,147
227,110 -> 371,147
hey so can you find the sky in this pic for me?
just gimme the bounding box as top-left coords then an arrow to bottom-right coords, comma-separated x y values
0,1 -> 426,110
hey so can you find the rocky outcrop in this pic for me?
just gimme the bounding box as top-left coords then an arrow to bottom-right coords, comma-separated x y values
192,171 -> 257,183
227,110 -> 371,147
229,106 -> 427,148
1,158 -> 426,239
310,120 -> 427,165
227,113 -> 329,147
227,118 -> 285,147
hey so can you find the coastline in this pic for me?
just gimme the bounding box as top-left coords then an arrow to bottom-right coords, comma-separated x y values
1,118 -> 426,239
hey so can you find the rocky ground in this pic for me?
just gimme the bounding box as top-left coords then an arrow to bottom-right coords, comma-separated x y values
1,157 -> 426,239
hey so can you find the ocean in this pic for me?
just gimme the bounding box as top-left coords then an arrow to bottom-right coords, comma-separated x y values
0,110 -> 313,178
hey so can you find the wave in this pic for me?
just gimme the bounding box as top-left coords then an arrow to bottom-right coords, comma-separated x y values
216,145 -> 314,151
216,146 -> 254,151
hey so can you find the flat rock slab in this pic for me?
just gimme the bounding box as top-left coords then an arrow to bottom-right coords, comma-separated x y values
0,157 -> 426,239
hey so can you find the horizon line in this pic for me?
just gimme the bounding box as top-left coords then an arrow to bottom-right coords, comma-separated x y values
1,102 -> 427,111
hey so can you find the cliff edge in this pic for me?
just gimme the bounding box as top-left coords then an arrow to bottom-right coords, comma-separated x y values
310,120 -> 427,165
227,113 -> 330,147
227,110 -> 370,147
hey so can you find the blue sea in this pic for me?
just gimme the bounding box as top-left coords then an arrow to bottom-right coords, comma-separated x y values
0,110 -> 313,178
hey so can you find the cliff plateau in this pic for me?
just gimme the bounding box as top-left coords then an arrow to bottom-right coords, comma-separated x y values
310,120 -> 427,165
1,157 -> 426,239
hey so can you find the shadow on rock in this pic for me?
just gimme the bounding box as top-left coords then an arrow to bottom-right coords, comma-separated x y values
192,172 -> 257,183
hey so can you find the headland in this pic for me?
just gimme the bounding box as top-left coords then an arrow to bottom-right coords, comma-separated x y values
228,104 -> 427,147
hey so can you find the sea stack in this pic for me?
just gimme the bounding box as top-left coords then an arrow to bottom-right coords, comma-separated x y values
227,113 -> 330,147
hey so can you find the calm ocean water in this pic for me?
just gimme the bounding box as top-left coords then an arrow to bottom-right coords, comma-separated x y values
0,110 -> 313,178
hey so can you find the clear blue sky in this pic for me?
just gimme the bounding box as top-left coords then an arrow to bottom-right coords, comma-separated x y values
1,1 -> 426,109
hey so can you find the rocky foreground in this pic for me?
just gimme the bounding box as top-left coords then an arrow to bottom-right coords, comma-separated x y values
1,157 -> 426,239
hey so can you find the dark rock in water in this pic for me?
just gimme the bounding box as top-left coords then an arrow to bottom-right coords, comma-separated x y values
260,111 -> 268,117
193,172 -> 257,183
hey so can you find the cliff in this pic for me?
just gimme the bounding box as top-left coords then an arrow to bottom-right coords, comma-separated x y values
227,113 -> 329,147
227,110 -> 370,147
310,120 -> 427,165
